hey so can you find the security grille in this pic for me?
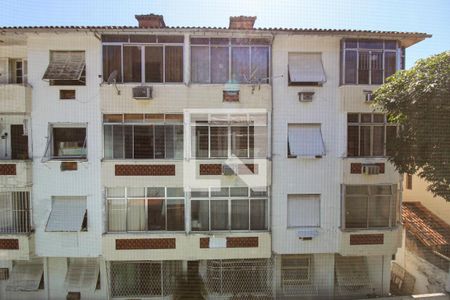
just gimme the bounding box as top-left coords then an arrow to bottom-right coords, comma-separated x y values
0,192 -> 31,233
109,261 -> 181,298
202,259 -> 273,298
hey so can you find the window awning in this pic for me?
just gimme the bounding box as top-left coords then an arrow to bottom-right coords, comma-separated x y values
288,53 -> 326,83
46,197 -> 86,232
335,256 -> 370,287
65,259 -> 99,291
42,51 -> 85,81
6,263 -> 44,292
288,124 -> 325,157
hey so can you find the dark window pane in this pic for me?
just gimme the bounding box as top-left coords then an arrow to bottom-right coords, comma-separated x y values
124,126 -> 133,159
191,46 -> 209,83
231,200 -> 249,230
165,126 -> 174,159
102,35 -> 128,42
386,126 -> 397,156
174,125 -> 184,159
211,38 -> 229,45
158,35 -> 184,43
361,114 -> 372,123
373,114 -> 385,123
53,127 -> 86,158
134,126 -> 153,158
344,50 -> 357,84
251,47 -> 269,83
145,46 -> 163,82
358,51 -> 369,84
191,200 -> 209,231
123,46 -> 142,82
211,200 -> 228,230
165,46 -> 183,82
148,199 -> 166,230
130,35 -> 156,43
103,45 -> 122,82
368,196 -> 391,227
191,38 -> 209,45
359,39 -> 383,49
360,126 -> 371,156
112,125 -> 124,159
345,39 -> 357,48
347,126 -> 359,157
371,52 -> 383,84
231,47 -> 250,83
211,47 -> 229,83
210,127 -> 228,158
373,126 -> 385,156
250,199 -> 267,230
385,52 -> 397,79
154,125 -> 165,158
347,113 -> 359,123
194,126 -> 209,158
10,125 -> 28,159
231,126 -> 248,157
167,199 -> 184,230
384,40 -> 397,49
345,196 -> 368,228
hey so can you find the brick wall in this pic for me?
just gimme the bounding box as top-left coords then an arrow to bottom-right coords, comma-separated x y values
0,164 -> 16,175
115,165 -> 175,176
350,234 -> 384,245
115,238 -> 176,250
0,239 -> 19,250
199,237 -> 259,248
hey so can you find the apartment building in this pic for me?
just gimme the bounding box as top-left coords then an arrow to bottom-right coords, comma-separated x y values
0,13 -> 429,299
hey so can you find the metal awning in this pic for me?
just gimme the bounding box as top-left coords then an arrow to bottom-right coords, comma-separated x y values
6,263 -> 44,292
46,197 -> 86,232
65,258 -> 99,291
335,256 -> 370,287
288,53 -> 326,83
288,124 -> 325,157
42,51 -> 85,81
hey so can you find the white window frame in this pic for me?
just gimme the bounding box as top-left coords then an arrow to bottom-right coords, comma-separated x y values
43,123 -> 88,162
287,194 -> 321,228
281,255 -> 312,291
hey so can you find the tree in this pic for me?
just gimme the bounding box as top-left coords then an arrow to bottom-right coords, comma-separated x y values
373,51 -> 450,201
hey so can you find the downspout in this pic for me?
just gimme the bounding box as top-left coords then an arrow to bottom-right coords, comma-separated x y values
46,257 -> 50,300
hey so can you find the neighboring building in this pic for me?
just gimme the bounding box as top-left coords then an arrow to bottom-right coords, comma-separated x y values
392,175 -> 450,295
0,14 -> 429,299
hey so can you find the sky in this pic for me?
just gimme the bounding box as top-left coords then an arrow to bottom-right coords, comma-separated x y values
0,0 -> 448,68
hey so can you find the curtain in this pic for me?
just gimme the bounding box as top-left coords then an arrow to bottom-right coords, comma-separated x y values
123,46 -> 142,82
127,199 -> 146,231
211,200 -> 228,230
191,46 -> 209,83
145,46 -> 163,83
165,46 -> 183,82
102,45 -> 122,82
108,199 -> 127,232
211,47 -> 229,83
250,199 -> 267,230
231,199 -> 249,230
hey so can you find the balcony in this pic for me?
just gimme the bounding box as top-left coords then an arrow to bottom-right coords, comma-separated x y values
339,227 -> 402,256
0,84 -> 32,114
0,160 -> 32,189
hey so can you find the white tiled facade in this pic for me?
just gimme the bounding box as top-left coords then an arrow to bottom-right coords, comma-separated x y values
0,14 -> 428,299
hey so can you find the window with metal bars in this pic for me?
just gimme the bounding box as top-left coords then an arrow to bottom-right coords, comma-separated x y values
0,191 -> 31,233
341,39 -> 399,85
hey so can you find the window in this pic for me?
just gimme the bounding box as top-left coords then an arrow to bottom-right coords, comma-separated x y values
59,89 -> 76,100
110,262 -> 161,297
102,35 -> 183,83
43,51 -> 86,86
190,187 -> 268,231
103,114 -> 183,159
341,39 -> 398,85
347,113 -> 397,157
6,262 -> 44,292
343,185 -> 398,229
106,187 -> 184,232
281,255 -> 312,292
65,258 -> 99,291
287,124 -> 325,158
8,58 -> 27,84
44,125 -> 87,160
287,194 -> 320,227
0,192 -> 31,233
46,196 -> 87,232
191,113 -> 267,159
406,174 -> 413,190
190,37 -> 270,83
288,53 -> 326,86
10,124 -> 29,160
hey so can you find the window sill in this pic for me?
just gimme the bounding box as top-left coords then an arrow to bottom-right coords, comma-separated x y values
340,226 -> 400,232
45,158 -> 88,162
288,155 -> 323,159
101,158 -> 182,162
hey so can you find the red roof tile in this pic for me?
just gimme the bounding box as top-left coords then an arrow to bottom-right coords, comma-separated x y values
402,202 -> 450,248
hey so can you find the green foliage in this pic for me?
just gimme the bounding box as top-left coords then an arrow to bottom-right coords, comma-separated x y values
373,51 -> 450,201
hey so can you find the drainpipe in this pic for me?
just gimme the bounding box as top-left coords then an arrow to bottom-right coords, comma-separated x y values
46,257 -> 50,300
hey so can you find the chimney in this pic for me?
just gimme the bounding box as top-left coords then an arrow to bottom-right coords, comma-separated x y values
135,14 -> 166,28
229,16 -> 257,30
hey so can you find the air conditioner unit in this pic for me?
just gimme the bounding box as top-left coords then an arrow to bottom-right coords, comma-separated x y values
362,164 -> 380,175
132,86 -> 153,100
364,90 -> 373,102
222,164 -> 235,176
298,91 -> 314,102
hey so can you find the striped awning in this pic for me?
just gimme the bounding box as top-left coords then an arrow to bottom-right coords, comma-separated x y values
42,51 -> 85,81
288,53 -> 326,84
